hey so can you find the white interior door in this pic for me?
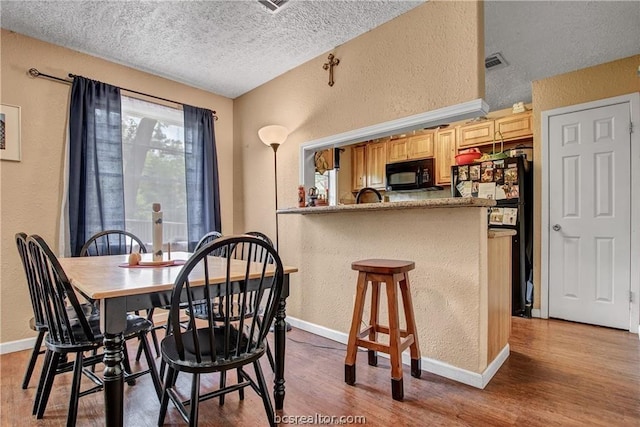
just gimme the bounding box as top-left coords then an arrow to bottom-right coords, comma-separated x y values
548,102 -> 631,329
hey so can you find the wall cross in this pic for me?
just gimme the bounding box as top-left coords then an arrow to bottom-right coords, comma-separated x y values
322,54 -> 340,87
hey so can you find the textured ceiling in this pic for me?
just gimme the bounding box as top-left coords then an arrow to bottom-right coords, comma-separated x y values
0,0 -> 424,99
485,1 -> 640,110
1,1 -> 639,108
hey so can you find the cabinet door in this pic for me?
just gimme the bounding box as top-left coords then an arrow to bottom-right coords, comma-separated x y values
436,128 -> 456,185
495,111 -> 532,141
351,145 -> 366,191
366,141 -> 387,190
408,133 -> 434,159
459,120 -> 495,148
387,139 -> 408,163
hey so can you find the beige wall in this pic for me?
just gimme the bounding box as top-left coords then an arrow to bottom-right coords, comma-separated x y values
235,1 -> 485,370
530,55 -> 640,309
235,0 -> 484,234
0,30 -> 234,343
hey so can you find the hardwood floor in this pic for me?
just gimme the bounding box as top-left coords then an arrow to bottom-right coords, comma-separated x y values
1,317 -> 639,426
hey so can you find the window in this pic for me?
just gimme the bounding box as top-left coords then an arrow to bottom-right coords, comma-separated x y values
121,96 -> 187,247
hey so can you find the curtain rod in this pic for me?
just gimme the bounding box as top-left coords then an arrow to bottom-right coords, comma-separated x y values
28,68 -> 218,121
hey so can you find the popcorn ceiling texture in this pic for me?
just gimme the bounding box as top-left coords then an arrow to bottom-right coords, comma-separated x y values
0,0 -> 424,99
3,1 -> 636,109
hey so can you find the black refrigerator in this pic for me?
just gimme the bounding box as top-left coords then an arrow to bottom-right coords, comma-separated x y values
451,156 -> 533,317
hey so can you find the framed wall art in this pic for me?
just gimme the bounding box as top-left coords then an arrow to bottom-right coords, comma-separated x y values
0,104 -> 21,161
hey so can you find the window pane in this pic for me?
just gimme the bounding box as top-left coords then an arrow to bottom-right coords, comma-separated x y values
121,96 -> 187,247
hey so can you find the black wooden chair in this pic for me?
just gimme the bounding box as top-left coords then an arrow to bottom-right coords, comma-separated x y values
15,233 -> 97,390
80,229 -> 161,360
195,231 -> 223,250
158,231 -> 225,381
189,231 -> 276,373
158,235 -> 284,427
27,235 -> 162,426
79,229 -> 147,257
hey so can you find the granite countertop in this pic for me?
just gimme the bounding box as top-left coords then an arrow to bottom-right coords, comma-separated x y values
277,197 -> 496,215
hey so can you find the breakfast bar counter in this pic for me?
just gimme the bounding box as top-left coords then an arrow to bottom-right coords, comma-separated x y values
276,197 -> 512,389
277,197 -> 495,215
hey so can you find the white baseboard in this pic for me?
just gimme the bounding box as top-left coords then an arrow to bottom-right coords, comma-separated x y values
0,336 -> 38,355
531,308 -> 542,318
286,316 -> 509,389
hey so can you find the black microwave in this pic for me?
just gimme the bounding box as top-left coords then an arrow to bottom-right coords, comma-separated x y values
386,158 -> 434,191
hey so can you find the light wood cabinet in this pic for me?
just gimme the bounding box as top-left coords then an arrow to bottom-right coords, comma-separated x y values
458,120 -> 495,148
387,138 -> 408,163
351,141 -> 387,191
495,111 -> 533,141
387,133 -> 434,163
459,111 -> 533,149
408,133 -> 434,159
351,145 -> 366,191
435,128 -> 456,185
366,141 -> 387,190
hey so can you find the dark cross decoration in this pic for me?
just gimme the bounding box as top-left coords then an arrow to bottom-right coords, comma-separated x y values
323,53 -> 340,87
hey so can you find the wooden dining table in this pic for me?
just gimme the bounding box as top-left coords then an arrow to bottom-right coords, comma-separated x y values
58,252 -> 298,427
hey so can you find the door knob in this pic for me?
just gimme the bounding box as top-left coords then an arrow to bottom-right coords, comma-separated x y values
552,224 -> 561,231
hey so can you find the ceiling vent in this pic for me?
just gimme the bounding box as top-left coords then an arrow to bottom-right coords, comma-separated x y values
259,0 -> 289,12
485,52 -> 508,70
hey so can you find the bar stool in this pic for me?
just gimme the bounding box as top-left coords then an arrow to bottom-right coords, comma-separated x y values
344,259 -> 421,400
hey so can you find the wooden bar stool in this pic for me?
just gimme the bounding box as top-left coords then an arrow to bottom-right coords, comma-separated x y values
345,259 -> 421,401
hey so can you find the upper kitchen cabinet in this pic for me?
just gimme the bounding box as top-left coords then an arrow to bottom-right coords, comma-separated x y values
366,140 -> 387,190
387,138 -> 408,163
387,132 -> 434,163
458,120 -> 495,148
494,111 -> 533,141
409,133 -> 434,159
435,127 -> 456,185
351,144 -> 367,191
459,110 -> 532,149
351,140 -> 387,191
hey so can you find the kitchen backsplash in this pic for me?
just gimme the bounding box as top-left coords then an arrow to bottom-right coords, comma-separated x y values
386,187 -> 451,202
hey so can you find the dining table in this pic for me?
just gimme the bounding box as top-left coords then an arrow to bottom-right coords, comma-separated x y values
58,251 -> 298,427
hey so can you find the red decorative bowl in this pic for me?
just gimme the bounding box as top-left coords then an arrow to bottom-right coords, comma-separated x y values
455,151 -> 482,165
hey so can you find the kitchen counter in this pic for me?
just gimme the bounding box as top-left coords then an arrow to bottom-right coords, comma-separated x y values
277,196 -> 512,389
277,197 -> 495,215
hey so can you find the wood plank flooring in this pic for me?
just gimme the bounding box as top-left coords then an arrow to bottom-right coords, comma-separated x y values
1,317 -> 639,426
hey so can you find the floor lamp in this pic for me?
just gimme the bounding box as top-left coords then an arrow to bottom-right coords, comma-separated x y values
258,125 -> 289,251
259,125 -> 291,332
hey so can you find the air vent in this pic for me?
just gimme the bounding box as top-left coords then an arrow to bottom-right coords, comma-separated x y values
259,0 -> 289,12
485,52 -> 508,70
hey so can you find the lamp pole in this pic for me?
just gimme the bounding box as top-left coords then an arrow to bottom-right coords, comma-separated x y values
258,125 -> 288,250
271,142 -> 280,251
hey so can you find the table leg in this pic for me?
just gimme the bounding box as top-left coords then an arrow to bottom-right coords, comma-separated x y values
274,296 -> 286,410
103,332 -> 124,427
101,298 -> 127,427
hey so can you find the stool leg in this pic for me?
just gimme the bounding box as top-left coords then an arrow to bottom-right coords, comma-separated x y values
368,281 -> 380,367
345,272 -> 368,385
386,280 -> 403,401
399,272 -> 422,379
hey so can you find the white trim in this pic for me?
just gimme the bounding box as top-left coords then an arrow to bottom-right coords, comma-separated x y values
298,99 -> 490,189
531,308 -> 542,318
0,336 -> 38,355
541,93 -> 640,333
286,316 -> 509,389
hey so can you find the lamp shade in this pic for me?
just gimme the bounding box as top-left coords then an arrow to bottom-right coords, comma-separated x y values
258,125 -> 289,146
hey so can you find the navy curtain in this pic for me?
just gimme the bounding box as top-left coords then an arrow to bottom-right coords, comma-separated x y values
68,76 -> 124,256
183,105 -> 221,251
